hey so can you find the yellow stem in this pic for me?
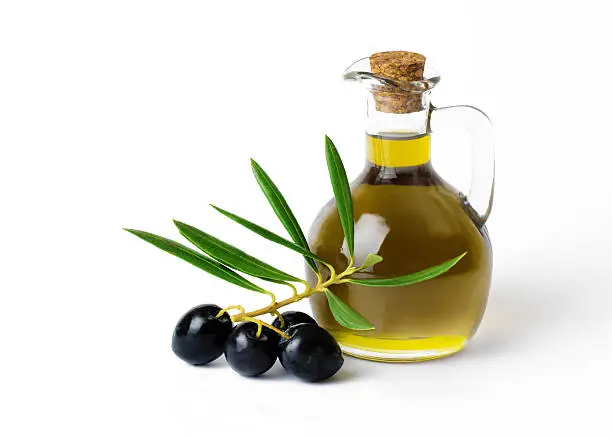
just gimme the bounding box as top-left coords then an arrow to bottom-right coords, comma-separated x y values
241,316 -> 290,339
216,305 -> 246,319
271,310 -> 285,329
283,281 -> 299,297
263,290 -> 277,305
221,261 -> 355,338
323,261 -> 337,279
237,264 -> 356,319
313,271 -> 323,289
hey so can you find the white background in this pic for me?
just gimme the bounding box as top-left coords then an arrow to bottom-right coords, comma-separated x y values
1,1 -> 610,436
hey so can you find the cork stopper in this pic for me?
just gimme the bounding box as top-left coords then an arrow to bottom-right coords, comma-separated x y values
369,51 -> 426,114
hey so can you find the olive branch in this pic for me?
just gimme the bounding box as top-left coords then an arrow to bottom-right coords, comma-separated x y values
125,136 -> 466,338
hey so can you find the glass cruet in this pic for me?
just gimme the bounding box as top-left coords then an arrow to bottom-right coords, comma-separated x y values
307,52 -> 495,362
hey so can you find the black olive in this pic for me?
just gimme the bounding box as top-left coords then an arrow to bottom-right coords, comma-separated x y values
224,323 -> 279,377
171,304 -> 233,365
279,323 -> 343,382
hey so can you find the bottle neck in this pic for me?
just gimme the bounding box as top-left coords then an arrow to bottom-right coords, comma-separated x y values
366,91 -> 431,135
366,132 -> 431,168
365,91 -> 432,169
362,132 -> 436,185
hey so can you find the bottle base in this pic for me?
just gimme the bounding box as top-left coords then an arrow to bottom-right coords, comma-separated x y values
334,333 -> 468,362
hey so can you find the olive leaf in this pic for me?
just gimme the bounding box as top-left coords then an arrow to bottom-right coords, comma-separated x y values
250,159 -> 318,273
173,220 -> 300,283
324,290 -> 374,330
360,253 -> 383,270
348,252 -> 467,287
325,136 -> 354,258
210,205 -> 326,267
124,229 -> 268,293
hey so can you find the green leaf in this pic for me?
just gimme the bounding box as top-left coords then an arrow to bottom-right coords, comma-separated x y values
173,220 -> 300,283
348,252 -> 467,287
324,290 -> 374,330
210,205 -> 326,266
250,159 -> 318,272
325,135 -> 354,258
124,229 -> 268,293
360,253 -> 383,270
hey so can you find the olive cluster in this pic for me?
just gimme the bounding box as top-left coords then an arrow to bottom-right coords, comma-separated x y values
171,304 -> 344,382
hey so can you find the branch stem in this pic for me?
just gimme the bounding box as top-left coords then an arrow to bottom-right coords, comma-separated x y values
225,262 -> 358,324
241,316 -> 290,339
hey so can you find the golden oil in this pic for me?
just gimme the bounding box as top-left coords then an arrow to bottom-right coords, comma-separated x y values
307,133 -> 492,362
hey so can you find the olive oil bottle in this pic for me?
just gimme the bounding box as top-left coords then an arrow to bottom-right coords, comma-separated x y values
307,52 -> 494,362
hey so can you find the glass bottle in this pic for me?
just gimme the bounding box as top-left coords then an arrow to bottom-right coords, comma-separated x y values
307,53 -> 494,362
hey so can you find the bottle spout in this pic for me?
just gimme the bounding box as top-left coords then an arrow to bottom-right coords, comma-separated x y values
345,52 -> 440,133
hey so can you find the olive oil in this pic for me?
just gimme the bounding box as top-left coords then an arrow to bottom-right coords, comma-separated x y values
307,133 -> 492,361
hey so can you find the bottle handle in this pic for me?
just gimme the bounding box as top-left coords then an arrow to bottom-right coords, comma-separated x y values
429,104 -> 495,223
